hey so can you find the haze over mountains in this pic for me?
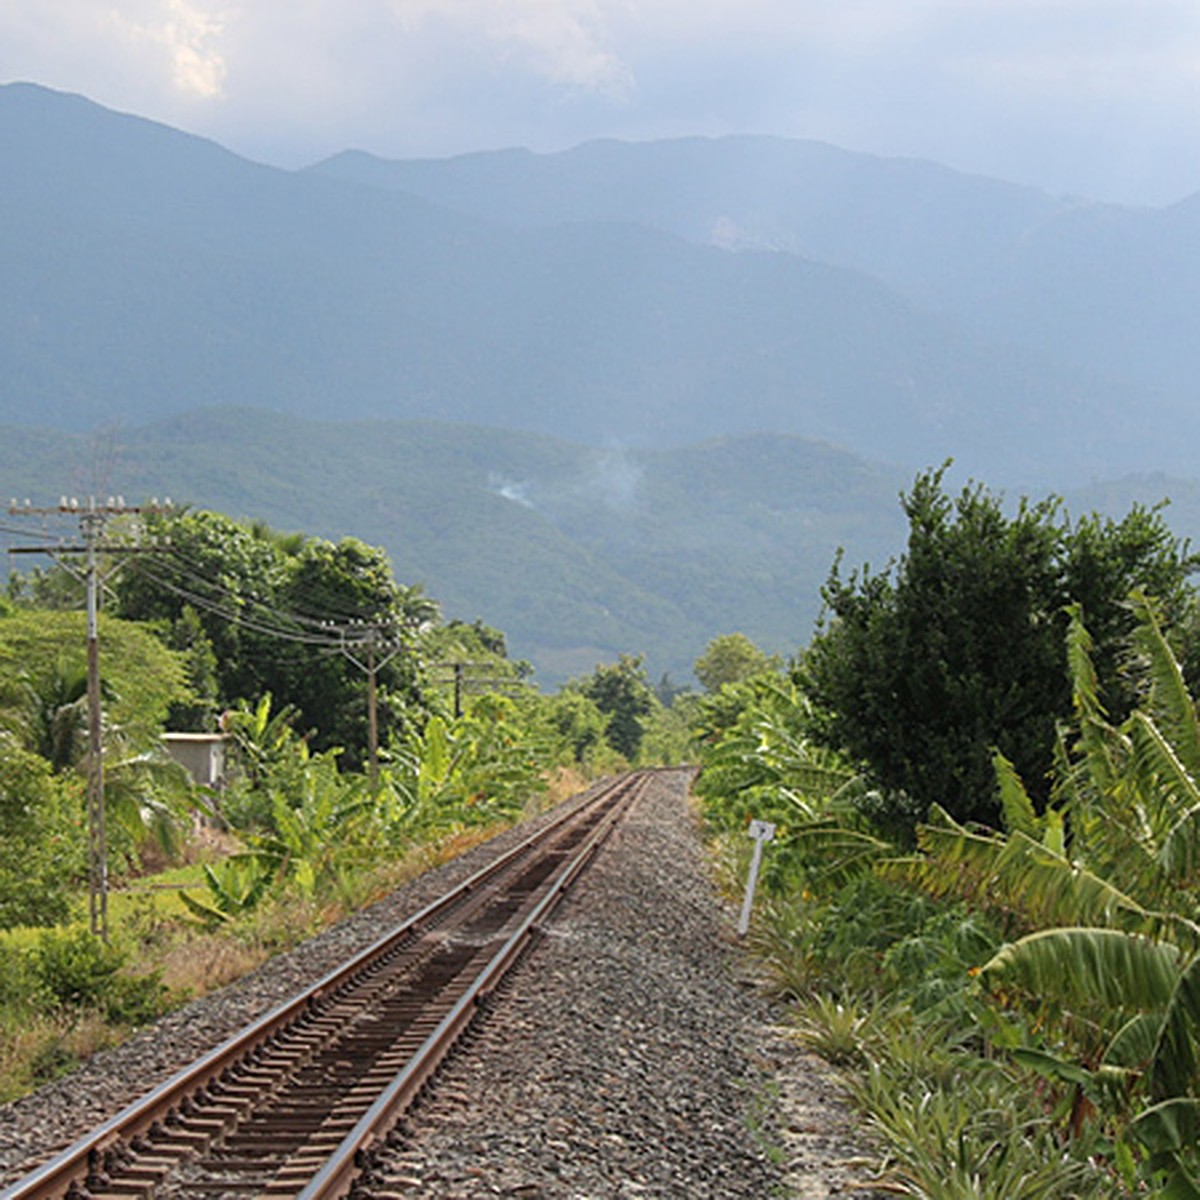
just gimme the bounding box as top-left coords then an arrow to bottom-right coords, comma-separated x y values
1,81 -> 1197,683
5,81 -> 1196,482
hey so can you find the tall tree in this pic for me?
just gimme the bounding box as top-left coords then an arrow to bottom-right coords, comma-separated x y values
694,632 -> 775,692
273,536 -> 429,764
802,466 -> 1196,835
577,654 -> 656,761
112,512 -> 433,763
112,509 -> 286,708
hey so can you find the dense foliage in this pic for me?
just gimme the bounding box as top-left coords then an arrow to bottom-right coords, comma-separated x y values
572,653 -> 657,761
803,467 -> 1197,834
109,511 -> 437,765
0,744 -> 78,928
698,590 -> 1200,1196
693,632 -> 776,693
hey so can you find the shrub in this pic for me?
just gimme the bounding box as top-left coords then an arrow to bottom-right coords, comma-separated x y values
32,926 -> 167,1024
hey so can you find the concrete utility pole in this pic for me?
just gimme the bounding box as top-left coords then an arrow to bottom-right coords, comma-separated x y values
7,496 -> 170,940
334,623 -> 406,791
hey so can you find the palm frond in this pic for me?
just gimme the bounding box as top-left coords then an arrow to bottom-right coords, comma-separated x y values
1129,589 -> 1200,781
1119,715 -> 1200,901
782,820 -> 893,887
904,806 -> 1149,934
1150,952 -> 1200,1104
1064,604 -> 1121,797
1105,1011 -> 1165,1069
993,747 -> 1039,838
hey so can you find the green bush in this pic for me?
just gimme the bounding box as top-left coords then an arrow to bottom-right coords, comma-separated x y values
0,744 -> 80,929
32,926 -> 167,1024
0,942 -> 44,1011
34,927 -> 125,1009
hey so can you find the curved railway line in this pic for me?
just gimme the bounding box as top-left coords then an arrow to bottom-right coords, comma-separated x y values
2,771 -> 655,1200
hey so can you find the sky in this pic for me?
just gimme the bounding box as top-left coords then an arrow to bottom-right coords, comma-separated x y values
3,0 -> 1200,206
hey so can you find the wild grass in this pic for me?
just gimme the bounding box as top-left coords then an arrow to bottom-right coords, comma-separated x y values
0,790 -> 553,1103
0,1009 -> 120,1102
756,889 -> 1130,1199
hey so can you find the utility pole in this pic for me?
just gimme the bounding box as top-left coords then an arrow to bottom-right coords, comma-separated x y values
432,661 -> 527,717
7,495 -> 170,940
335,623 -> 406,790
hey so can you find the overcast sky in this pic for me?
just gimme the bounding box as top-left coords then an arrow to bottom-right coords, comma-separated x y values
3,0 -> 1200,206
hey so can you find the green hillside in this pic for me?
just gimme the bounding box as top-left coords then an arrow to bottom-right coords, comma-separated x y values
0,410 -> 910,687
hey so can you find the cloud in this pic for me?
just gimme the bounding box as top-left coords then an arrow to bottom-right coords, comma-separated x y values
116,0 -> 229,99
4,0 -> 1200,200
0,1 -> 228,106
394,0 -> 634,96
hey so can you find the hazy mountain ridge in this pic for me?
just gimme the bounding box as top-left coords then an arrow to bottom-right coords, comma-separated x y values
313,133 -> 1200,453
0,82 -> 1176,485
4,82 -> 1200,682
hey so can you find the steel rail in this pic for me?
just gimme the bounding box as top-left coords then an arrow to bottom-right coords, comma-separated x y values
299,771 -> 644,1199
0,773 -> 643,1200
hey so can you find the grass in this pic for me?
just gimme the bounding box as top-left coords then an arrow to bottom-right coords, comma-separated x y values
0,779 -> 580,1104
746,888 -> 1130,1199
0,1009 -> 121,1102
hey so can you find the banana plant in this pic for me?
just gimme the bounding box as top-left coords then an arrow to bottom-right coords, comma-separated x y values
245,750 -> 373,895
909,595 -> 1200,1192
179,855 -> 275,926
382,701 -> 549,834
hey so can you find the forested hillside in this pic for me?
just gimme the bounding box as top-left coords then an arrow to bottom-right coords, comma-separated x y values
0,411 -> 908,685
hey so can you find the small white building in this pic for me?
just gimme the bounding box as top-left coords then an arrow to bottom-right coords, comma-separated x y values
162,732 -> 227,790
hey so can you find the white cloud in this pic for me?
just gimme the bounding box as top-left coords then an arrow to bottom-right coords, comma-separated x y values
4,0 -> 1200,200
116,0 -> 228,99
392,0 -> 634,95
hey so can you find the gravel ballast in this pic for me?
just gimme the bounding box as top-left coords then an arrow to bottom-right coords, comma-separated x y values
0,770 -> 879,1197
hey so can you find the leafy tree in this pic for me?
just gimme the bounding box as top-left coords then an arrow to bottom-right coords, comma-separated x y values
418,615 -> 534,717
6,563 -> 85,611
576,654 -> 655,761
538,689 -> 609,765
160,606 -> 220,730
0,739 -> 79,928
0,611 -> 194,874
653,672 -> 689,706
272,536 -> 427,764
694,632 -> 775,692
437,618 -> 510,659
802,467 -> 1196,835
112,509 -> 287,708
112,512 -> 433,763
639,691 -> 701,765
0,611 -> 190,757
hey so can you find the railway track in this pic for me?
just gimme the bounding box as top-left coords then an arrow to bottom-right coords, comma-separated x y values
2,770 -> 654,1200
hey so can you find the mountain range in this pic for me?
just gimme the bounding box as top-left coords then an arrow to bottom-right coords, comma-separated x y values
2,82 -> 1199,683
3,82 -> 1196,485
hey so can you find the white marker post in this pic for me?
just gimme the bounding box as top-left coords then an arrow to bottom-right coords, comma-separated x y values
737,819 -> 776,937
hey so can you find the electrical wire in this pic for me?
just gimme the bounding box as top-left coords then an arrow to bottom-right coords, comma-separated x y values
128,556 -> 410,651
